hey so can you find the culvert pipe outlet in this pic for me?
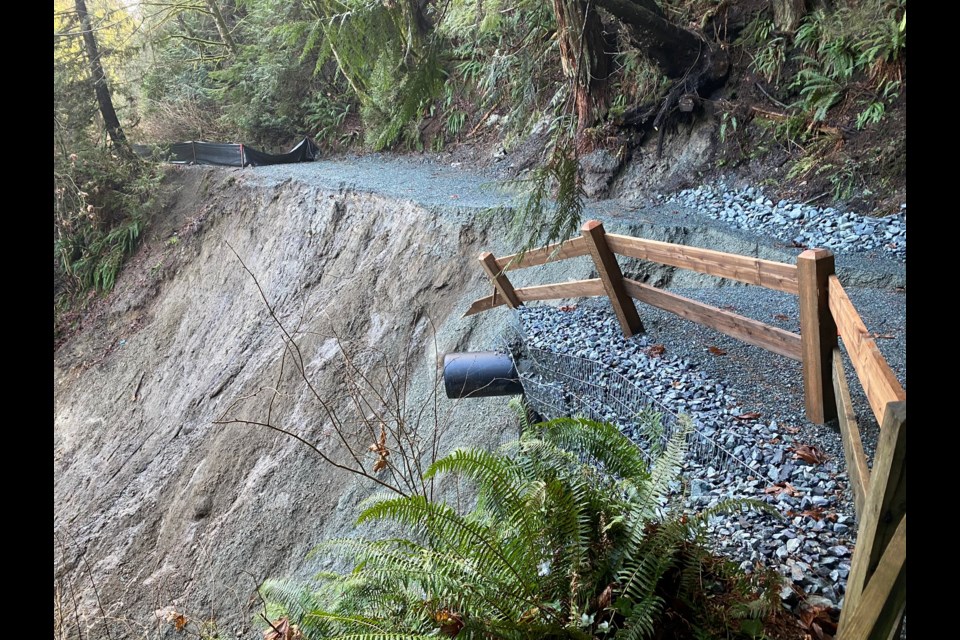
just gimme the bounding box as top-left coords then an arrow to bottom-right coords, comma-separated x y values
443,351 -> 524,399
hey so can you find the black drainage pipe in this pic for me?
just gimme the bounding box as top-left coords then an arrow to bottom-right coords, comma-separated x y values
443,352 -> 524,399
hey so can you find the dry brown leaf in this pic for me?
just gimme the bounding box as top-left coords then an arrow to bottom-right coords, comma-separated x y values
785,507 -> 836,522
173,613 -> 188,632
263,617 -> 305,640
783,424 -> 801,434
434,609 -> 464,638
774,313 -> 791,322
558,304 -> 577,312
798,602 -> 837,638
369,425 -> 390,472
764,482 -> 801,497
792,444 -> 828,465
707,346 -> 727,356
598,584 -> 614,609
646,344 -> 666,357
734,411 -> 762,421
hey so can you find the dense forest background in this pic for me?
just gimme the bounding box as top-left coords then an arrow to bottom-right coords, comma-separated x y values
54,0 -> 906,330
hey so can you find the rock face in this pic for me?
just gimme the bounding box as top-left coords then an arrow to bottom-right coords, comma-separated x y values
53,166 -> 575,638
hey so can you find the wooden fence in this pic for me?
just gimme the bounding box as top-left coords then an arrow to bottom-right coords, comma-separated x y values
466,220 -> 905,639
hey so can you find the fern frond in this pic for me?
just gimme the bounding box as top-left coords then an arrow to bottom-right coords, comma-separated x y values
532,416 -> 650,483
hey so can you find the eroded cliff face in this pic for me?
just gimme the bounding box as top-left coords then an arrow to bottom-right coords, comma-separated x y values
54,166 -> 585,638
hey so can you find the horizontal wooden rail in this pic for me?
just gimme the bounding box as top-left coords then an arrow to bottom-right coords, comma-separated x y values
623,279 -> 803,361
463,279 -> 605,316
606,233 -> 800,294
832,348 -> 870,519
516,279 -> 606,302
496,237 -> 591,271
827,276 -> 906,425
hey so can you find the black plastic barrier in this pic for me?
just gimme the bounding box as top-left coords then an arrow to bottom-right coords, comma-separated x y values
133,137 -> 318,167
443,352 -> 524,399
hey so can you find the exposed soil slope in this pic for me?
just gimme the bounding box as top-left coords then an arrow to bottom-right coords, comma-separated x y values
54,157 -> 904,638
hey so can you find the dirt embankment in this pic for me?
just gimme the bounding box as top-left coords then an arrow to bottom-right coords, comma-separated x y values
53,165 -> 560,638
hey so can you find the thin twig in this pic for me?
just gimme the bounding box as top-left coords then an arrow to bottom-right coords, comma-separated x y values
755,81 -> 790,109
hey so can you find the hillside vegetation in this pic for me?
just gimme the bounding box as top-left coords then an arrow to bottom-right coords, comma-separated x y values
55,0 -> 906,321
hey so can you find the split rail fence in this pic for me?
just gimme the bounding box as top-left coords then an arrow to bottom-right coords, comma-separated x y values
466,220 -> 905,639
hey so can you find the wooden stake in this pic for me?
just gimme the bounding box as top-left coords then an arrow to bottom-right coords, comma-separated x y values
833,348 -> 870,520
836,516 -> 906,640
479,251 -> 521,309
838,401 -> 906,637
581,220 -> 644,337
798,248 -> 838,424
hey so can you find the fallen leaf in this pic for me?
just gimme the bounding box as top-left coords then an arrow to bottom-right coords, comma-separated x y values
558,304 -> 577,312
263,617 -> 304,640
598,584 -> 614,609
798,601 -> 838,638
646,344 -> 666,357
173,613 -> 188,632
721,304 -> 737,311
792,444 -> 828,465
734,411 -> 762,421
774,313 -> 791,322
707,346 -> 727,356
434,609 -> 464,638
764,482 -> 801,497
783,425 -> 801,434
785,507 -> 836,522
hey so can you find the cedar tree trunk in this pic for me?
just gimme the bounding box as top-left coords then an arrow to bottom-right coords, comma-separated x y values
74,0 -> 129,152
553,0 -> 612,132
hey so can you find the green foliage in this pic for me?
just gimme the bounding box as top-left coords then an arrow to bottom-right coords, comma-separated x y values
739,17 -> 786,85
608,46 -> 669,120
260,411 -> 779,640
495,131 -> 585,254
54,149 -> 161,301
54,0 -> 162,340
788,1 -> 905,126
718,111 -> 739,145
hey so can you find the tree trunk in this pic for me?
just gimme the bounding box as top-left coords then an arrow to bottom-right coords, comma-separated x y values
553,0 -> 612,132
74,0 -> 129,152
595,0 -> 725,80
772,0 -> 809,33
590,0 -> 730,155
203,0 -> 238,55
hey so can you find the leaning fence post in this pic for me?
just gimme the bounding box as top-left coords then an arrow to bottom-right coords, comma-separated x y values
797,248 -> 838,424
836,400 -> 906,639
479,251 -> 522,309
581,220 -> 644,338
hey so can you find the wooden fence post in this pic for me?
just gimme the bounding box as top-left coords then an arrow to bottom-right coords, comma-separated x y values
797,248 -> 838,424
581,220 -> 644,337
479,251 -> 521,309
837,401 -> 906,640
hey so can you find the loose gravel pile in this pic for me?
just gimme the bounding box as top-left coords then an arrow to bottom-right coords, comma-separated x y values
663,183 -> 906,262
517,301 -> 858,607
